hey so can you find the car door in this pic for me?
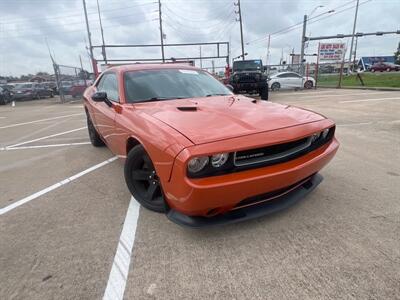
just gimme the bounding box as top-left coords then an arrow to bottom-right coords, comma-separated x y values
276,73 -> 290,88
92,72 -> 120,152
288,72 -> 303,88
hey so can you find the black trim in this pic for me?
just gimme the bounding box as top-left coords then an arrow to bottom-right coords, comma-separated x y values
166,173 -> 323,228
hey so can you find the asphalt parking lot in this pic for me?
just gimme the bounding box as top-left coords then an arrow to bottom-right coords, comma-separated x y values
1,89 -> 399,300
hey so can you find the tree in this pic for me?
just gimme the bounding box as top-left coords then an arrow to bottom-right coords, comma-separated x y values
395,42 -> 400,65
36,71 -> 49,76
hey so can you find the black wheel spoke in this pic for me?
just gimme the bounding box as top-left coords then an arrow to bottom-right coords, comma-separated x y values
145,182 -> 159,200
131,170 -> 152,181
143,154 -> 152,167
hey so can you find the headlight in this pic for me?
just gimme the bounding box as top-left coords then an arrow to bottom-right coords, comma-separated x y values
321,128 -> 329,139
211,153 -> 229,168
234,74 -> 239,81
187,156 -> 209,173
310,132 -> 321,143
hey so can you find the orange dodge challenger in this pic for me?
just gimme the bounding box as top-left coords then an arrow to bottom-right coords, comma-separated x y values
83,64 -> 339,227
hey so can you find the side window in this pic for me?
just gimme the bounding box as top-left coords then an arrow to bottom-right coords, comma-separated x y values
97,73 -> 119,102
290,73 -> 302,78
278,73 -> 291,78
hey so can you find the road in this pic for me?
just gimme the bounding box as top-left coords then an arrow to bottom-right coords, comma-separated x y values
0,89 -> 399,299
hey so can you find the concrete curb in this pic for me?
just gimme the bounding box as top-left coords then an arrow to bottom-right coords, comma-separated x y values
317,86 -> 400,92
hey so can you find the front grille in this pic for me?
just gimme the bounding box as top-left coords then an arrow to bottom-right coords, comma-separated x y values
233,126 -> 335,169
238,74 -> 257,83
234,137 -> 311,166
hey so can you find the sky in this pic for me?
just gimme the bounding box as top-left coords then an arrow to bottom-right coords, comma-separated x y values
0,0 -> 399,76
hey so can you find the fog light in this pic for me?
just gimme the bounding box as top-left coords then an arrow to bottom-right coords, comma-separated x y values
211,153 -> 229,168
188,156 -> 209,173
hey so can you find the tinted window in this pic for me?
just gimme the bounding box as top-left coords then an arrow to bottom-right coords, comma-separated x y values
97,73 -> 119,102
124,69 -> 231,103
233,60 -> 262,71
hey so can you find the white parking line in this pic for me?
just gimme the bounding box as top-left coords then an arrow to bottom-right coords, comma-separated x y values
0,142 -> 91,151
0,156 -> 118,216
287,92 -> 397,99
6,127 -> 87,148
103,196 -> 140,300
339,97 -> 400,103
0,113 -> 84,129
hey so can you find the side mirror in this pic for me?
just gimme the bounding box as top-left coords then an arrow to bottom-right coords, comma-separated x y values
92,91 -> 112,107
225,84 -> 234,92
92,91 -> 107,102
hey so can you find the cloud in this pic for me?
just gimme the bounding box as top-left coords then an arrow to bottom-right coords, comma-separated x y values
0,0 -> 399,76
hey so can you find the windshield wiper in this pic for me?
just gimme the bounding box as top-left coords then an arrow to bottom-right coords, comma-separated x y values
140,97 -> 184,102
205,93 -> 230,97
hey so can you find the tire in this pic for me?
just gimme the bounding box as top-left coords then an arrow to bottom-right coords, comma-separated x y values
0,98 -> 5,105
124,145 -> 167,213
35,93 -> 41,100
386,68 -> 391,72
271,82 -> 280,91
304,80 -> 313,89
259,86 -> 268,100
87,114 -> 105,147
49,92 -> 54,98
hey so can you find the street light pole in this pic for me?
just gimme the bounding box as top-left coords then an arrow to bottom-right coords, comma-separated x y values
158,0 -> 165,62
348,0 -> 359,73
235,0 -> 245,60
300,14 -> 307,75
82,0 -> 95,73
96,0 -> 107,64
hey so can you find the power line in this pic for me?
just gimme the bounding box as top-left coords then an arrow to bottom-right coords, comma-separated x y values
246,0 -> 363,45
0,18 -> 156,40
0,1 -> 157,25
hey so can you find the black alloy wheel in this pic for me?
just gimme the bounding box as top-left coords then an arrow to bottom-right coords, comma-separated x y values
87,114 -> 105,147
124,145 -> 166,213
271,82 -> 280,91
304,80 -> 313,89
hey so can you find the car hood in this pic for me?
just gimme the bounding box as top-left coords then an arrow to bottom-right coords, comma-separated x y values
136,96 -> 325,145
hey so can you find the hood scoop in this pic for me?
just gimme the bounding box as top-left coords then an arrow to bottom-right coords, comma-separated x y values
177,106 -> 197,111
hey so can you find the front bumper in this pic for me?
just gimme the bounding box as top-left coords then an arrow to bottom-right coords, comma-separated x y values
13,93 -> 33,100
231,82 -> 266,91
167,173 -> 322,228
163,130 -> 338,218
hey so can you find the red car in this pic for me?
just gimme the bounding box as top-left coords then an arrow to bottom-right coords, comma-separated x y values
370,62 -> 400,72
83,64 -> 339,227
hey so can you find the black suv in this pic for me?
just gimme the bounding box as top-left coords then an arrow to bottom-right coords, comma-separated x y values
229,59 -> 268,100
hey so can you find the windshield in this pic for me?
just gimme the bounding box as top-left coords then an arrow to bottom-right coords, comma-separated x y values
15,83 -> 32,89
233,60 -> 262,71
124,69 -> 232,103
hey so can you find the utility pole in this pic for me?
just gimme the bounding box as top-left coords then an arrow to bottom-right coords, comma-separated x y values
266,34 -> 271,66
199,46 -> 203,69
300,14 -> 307,75
235,0 -> 245,60
96,0 -> 107,64
353,36 -> 359,70
82,0 -> 95,73
158,0 -> 165,62
348,0 -> 359,73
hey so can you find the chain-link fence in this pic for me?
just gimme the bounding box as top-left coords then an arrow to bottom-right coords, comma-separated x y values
53,64 -> 92,103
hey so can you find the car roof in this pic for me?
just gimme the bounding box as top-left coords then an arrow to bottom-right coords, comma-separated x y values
105,63 -> 199,73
